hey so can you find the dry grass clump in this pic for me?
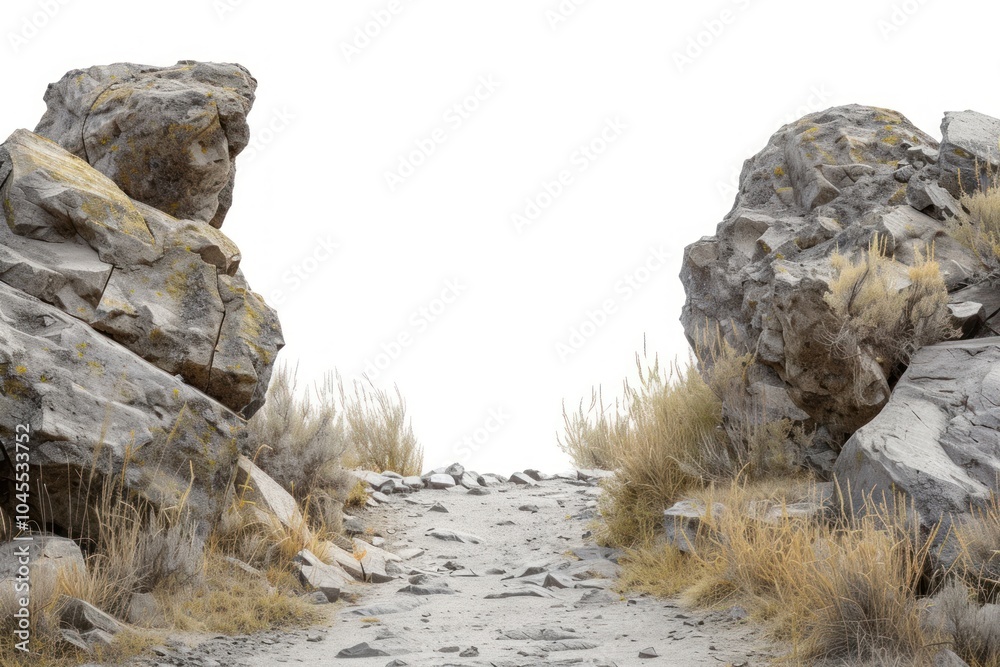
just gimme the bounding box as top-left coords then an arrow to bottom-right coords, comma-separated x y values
557,388 -> 629,471
246,364 -> 353,534
823,235 -> 955,377
620,482 -> 942,665
340,376 -> 423,476
564,334 -> 805,548
949,177 -> 1000,276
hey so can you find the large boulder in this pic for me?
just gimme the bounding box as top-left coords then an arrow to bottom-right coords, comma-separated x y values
34,61 -> 256,229
681,105 -> 980,442
0,129 -> 282,416
0,279 -> 244,535
833,338 -> 1000,548
937,110 -> 1000,198
0,62 -> 280,536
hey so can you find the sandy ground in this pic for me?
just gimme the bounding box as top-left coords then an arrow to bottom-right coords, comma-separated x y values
150,476 -> 778,666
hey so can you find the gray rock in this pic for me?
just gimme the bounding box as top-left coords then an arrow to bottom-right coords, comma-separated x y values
126,592 -> 164,627
402,475 -> 424,489
834,338 -> 1000,560
236,456 -> 308,538
663,500 -> 726,553
510,472 -> 535,485
36,61 -> 256,229
370,491 -> 392,504
938,110 -> 1000,197
426,530 -> 484,544
680,105 -> 976,443
0,125 -> 281,417
343,515 -> 366,535
500,629 -> 579,641
477,473 -> 506,486
523,469 -> 548,481
294,549 -> 348,602
467,487 -> 492,496
337,642 -> 389,658
426,474 -> 456,490
60,596 -> 122,635
428,503 -> 449,513
458,471 -> 482,489
444,462 -> 465,479
397,584 -> 455,595
934,649 -> 971,667
639,647 -> 658,658
0,279 -> 244,536
0,536 -> 85,596
484,588 -> 553,599
519,504 -> 540,513
356,471 -> 395,494
459,646 -> 479,657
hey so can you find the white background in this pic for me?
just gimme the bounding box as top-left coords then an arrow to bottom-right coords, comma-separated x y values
1,0 -> 995,474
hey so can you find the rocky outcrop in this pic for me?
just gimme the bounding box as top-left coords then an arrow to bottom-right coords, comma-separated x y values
0,61 -> 280,535
833,338 -> 1000,548
681,105 -> 983,443
34,61 -> 256,229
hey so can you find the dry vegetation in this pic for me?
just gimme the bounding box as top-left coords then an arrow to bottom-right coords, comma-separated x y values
823,234 -> 955,378
0,365 -> 424,666
950,174 -> 1000,276
560,252 -> 988,665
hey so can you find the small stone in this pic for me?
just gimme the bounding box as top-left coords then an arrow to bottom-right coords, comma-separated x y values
428,503 -> 449,513
459,646 -> 480,657
639,647 -> 658,658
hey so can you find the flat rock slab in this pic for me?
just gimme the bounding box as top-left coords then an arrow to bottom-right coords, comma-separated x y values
426,530 -> 484,544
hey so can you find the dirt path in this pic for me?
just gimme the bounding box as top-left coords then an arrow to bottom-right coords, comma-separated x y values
170,474 -> 777,666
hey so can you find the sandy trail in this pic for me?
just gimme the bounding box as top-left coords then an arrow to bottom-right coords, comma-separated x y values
170,475 -> 777,666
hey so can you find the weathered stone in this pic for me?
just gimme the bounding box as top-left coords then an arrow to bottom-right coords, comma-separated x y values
938,110 -> 1000,198
402,475 -> 424,489
663,500 -> 726,553
1,129 -> 157,265
834,338 -> 1000,554
60,596 -> 122,635
426,473 -> 456,490
35,61 -> 256,229
294,549 -> 348,602
235,456 -> 308,537
681,105 -> 978,441
0,536 -> 86,598
510,472 -> 535,485
0,127 -> 280,417
0,281 -> 242,535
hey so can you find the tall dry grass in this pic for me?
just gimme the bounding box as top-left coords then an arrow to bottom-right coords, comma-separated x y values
245,364 -> 353,534
823,234 -> 955,378
340,375 -> 423,476
949,174 -> 1000,277
562,334 -> 804,548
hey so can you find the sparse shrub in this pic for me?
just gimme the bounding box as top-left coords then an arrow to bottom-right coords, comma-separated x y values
925,579 -> 1000,667
620,482 -> 938,665
339,376 -> 423,476
949,177 -> 1000,276
557,388 -> 629,470
245,365 -> 353,534
823,235 -> 955,379
566,335 -> 804,548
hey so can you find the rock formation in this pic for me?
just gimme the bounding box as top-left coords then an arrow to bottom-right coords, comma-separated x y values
680,105 -> 997,443
0,61 -> 281,535
681,103 -> 1000,552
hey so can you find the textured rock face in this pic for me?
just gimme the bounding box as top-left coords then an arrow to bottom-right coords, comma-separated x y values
833,338 -> 1000,541
34,61 -> 256,229
0,61 -> 280,535
681,105 -> 979,438
0,129 -> 281,416
0,279 -> 242,535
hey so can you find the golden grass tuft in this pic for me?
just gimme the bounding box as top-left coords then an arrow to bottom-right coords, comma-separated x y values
949,176 -> 1000,275
339,375 -> 423,476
